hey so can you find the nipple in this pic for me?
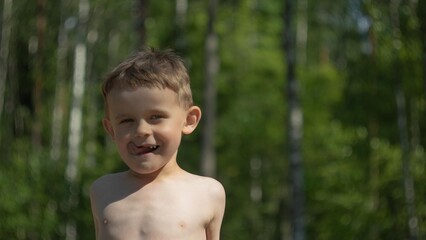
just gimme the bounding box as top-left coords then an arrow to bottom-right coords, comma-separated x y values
103,218 -> 108,224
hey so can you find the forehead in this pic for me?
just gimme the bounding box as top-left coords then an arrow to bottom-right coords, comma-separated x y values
106,87 -> 181,110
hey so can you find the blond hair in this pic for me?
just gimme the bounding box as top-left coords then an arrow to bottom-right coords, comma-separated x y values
102,48 -> 193,116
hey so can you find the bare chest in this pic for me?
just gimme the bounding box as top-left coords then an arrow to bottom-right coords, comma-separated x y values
98,188 -> 208,239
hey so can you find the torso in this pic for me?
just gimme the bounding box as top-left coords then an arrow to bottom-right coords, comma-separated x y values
91,170 -> 214,240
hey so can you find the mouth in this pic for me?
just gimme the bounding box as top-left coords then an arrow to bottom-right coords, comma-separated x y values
129,143 -> 159,155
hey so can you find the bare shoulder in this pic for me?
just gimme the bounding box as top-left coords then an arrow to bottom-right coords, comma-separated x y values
203,176 -> 225,198
184,173 -> 226,203
91,172 -> 118,188
185,174 -> 226,238
90,172 -> 127,196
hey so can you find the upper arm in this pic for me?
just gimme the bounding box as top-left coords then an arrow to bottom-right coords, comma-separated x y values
90,181 -> 102,239
205,180 -> 226,240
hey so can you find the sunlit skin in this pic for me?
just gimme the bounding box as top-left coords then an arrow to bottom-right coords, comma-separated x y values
90,87 -> 225,240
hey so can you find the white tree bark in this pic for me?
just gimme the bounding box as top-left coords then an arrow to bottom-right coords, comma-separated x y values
51,1 -> 72,162
65,1 -> 89,239
136,0 -> 148,47
390,1 -> 419,239
175,0 -> 187,50
395,83 -> 419,240
0,0 -> 13,120
201,0 -> 219,178
283,0 -> 305,239
66,43 -> 87,182
296,0 -> 307,65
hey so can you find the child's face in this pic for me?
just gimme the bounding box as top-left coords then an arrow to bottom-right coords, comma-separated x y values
103,87 -> 199,175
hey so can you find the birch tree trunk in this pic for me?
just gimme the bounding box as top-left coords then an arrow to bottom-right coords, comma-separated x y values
419,0 -> 426,96
390,1 -> 419,239
51,0 -> 71,162
65,0 -> 89,239
283,0 -> 305,239
0,0 -> 12,122
296,0 -> 307,66
201,0 -> 218,178
395,81 -> 419,240
85,25 -> 99,168
175,0 -> 187,51
250,157 -> 263,239
32,0 -> 47,147
0,0 -> 14,158
137,0 -> 148,47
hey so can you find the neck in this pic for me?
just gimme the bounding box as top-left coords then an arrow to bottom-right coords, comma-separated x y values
128,159 -> 183,184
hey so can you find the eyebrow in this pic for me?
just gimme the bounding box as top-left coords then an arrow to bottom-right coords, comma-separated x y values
113,114 -> 131,121
113,109 -> 170,120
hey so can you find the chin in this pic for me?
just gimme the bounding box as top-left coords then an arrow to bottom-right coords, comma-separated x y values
129,165 -> 163,175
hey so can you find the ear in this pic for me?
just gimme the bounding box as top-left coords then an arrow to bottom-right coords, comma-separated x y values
183,106 -> 201,135
103,118 -> 116,140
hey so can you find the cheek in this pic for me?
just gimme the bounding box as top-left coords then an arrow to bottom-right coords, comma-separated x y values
113,127 -> 133,141
156,122 -> 183,139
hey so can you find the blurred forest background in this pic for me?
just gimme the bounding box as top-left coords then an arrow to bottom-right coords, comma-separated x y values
0,0 -> 425,239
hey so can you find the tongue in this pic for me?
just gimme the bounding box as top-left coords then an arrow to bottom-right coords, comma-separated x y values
138,147 -> 153,155
128,143 -> 155,155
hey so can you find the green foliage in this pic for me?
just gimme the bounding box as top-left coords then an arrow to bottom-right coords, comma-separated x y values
1,0 -> 425,239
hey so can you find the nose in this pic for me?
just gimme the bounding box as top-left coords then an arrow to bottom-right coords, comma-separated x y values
135,119 -> 151,137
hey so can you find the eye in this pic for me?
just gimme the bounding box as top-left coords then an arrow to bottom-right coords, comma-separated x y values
119,118 -> 133,124
150,115 -> 164,120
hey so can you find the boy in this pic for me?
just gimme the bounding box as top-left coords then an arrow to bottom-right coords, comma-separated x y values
90,48 -> 226,240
